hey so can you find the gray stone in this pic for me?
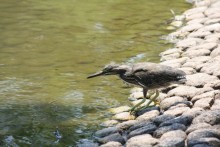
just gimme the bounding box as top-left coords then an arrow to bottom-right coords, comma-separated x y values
129,121 -> 154,132
192,144 -> 213,147
112,112 -> 135,121
153,115 -> 175,126
194,98 -> 214,109
158,137 -> 185,147
192,110 -> 220,125
164,107 -> 190,116
182,49 -> 211,58
136,109 -> 160,121
185,73 -> 218,88
188,137 -> 220,147
160,96 -> 186,110
100,141 -> 122,147
160,130 -> 186,140
182,107 -> 204,118
176,38 -> 203,49
116,120 -> 138,130
192,90 -> 220,103
95,127 -> 118,138
186,123 -> 212,134
167,86 -> 213,99
97,133 -> 125,144
160,115 -> 193,127
211,47 -> 220,57
153,123 -> 186,138
128,123 -> 157,138
126,134 -> 158,147
76,139 -> 99,147
109,106 -> 131,114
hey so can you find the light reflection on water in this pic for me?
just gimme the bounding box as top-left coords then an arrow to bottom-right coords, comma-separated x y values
0,0 -> 190,146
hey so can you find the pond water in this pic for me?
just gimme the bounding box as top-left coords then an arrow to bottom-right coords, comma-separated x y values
0,0 -> 190,146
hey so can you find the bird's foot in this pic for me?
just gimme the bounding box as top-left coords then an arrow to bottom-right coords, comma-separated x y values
129,90 -> 159,115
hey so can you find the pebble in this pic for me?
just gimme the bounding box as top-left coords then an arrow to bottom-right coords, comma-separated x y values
152,114 -> 175,126
192,110 -> 220,125
101,120 -> 119,127
128,123 -> 157,138
186,123 -> 212,134
94,127 -> 118,138
126,134 -> 158,147
112,112 -> 135,121
159,115 -> 193,127
164,106 -> 190,116
136,109 -> 160,121
160,96 -> 186,110
192,90 -> 220,102
100,141 -> 122,147
153,123 -> 186,138
97,132 -> 125,144
211,46 -> 220,57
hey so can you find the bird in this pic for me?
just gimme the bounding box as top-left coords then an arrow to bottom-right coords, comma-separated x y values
87,62 -> 186,113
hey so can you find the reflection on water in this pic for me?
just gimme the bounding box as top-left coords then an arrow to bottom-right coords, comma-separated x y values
0,0 -> 189,146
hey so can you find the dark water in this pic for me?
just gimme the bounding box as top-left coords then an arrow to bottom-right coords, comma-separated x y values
0,0 -> 190,146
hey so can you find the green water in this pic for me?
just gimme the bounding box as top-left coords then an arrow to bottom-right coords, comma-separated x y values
0,0 -> 190,146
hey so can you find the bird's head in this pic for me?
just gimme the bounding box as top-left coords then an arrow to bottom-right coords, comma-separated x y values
87,63 -> 130,79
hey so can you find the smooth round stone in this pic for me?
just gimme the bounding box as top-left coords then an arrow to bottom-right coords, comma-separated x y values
126,134 -> 158,147
170,21 -> 183,27
100,141 -> 123,147
109,106 -> 131,114
101,120 -> 119,127
166,26 -> 176,30
112,112 -> 135,121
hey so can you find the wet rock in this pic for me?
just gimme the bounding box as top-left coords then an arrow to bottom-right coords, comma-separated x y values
153,123 -> 186,138
176,38 -> 203,49
182,49 -> 211,58
128,91 -> 143,100
160,115 -> 193,127
186,123 -> 212,134
185,73 -> 218,87
101,120 -> 119,127
178,67 -> 196,75
191,90 -> 220,103
116,120 -> 138,130
95,127 -> 118,138
182,107 -> 204,118
129,121 -> 154,132
97,133 -> 125,144
136,109 -> 160,121
76,139 -> 99,147
153,114 -> 175,126
193,98 -> 214,109
211,47 -> 220,57
167,85 -> 213,99
128,123 -> 157,138
188,137 -> 220,147
164,106 -> 190,116
109,106 -> 131,114
126,134 -> 158,147
160,96 -> 186,110
170,21 -> 183,28
174,15 -> 185,21
192,110 -> 220,125
100,141 -> 122,147
112,112 -> 135,121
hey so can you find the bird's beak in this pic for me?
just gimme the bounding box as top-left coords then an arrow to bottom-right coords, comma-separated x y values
87,71 -> 105,79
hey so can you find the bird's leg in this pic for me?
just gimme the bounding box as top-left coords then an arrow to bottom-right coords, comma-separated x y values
138,89 -> 159,111
129,88 -> 148,114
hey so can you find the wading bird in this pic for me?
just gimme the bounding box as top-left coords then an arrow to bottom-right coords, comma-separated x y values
87,62 -> 186,113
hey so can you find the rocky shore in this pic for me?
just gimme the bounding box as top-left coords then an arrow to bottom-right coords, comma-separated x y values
78,0 -> 220,146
